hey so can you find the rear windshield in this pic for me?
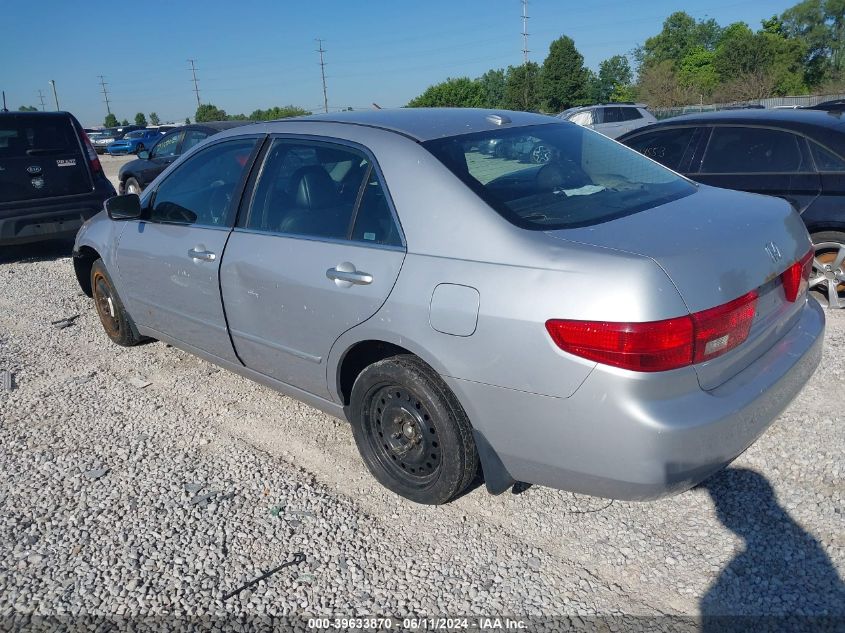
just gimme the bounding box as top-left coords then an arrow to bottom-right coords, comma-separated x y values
124,130 -> 145,139
0,115 -> 79,159
423,123 -> 696,230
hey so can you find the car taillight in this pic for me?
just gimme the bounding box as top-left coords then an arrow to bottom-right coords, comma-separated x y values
781,248 -> 814,302
546,290 -> 759,372
83,133 -> 102,174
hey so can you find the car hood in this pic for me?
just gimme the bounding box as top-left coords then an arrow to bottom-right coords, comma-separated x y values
545,184 -> 809,314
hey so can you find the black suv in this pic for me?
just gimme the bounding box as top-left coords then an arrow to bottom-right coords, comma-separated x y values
0,111 -> 116,246
619,109 -> 845,308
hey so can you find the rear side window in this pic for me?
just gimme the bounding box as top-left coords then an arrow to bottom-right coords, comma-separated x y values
601,107 -> 624,123
424,123 -> 695,230
246,138 -> 401,245
624,127 -> 698,171
701,127 -> 810,173
150,138 -> 257,227
0,116 -> 79,159
181,130 -> 209,154
809,141 -> 845,172
620,108 -> 644,121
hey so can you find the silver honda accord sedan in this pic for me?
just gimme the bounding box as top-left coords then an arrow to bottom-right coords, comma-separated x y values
73,108 -> 825,504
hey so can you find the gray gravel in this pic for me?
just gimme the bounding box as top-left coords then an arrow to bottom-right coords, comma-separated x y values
0,243 -> 843,624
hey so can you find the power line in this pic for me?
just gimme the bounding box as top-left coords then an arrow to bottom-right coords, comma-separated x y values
521,0 -> 530,64
97,75 -> 112,115
37,90 -> 46,111
188,58 -> 201,108
316,38 -> 328,114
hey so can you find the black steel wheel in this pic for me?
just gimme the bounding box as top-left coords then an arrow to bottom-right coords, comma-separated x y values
90,259 -> 143,347
349,355 -> 478,504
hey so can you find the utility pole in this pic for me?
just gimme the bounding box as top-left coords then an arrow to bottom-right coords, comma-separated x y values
97,75 -> 112,115
49,80 -> 60,110
521,0 -> 530,64
316,39 -> 328,113
188,58 -> 201,108
37,90 -> 46,110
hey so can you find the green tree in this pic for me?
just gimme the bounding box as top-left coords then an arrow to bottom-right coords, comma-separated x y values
148,112 -> 160,125
637,60 -> 695,107
781,0 -> 845,85
195,104 -> 227,122
184,117 -> 191,124
134,112 -> 147,127
678,47 -> 719,96
504,62 -> 542,111
18,105 -> 38,111
638,12 -> 723,70
104,113 -> 118,127
541,36 -> 589,111
477,68 -> 507,108
120,119 -> 129,126
248,105 -> 311,120
407,77 -> 485,107
597,55 -> 633,102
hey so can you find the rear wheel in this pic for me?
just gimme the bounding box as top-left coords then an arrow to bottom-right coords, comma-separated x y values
809,231 -> 845,309
91,259 -> 143,346
349,355 -> 478,504
125,177 -> 141,195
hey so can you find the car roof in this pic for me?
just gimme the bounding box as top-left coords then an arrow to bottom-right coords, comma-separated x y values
651,108 -> 845,131
188,120 -> 254,132
560,103 -> 646,115
259,108 -> 559,141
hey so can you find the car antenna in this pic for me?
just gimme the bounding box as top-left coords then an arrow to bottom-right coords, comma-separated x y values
1,91 -> 8,112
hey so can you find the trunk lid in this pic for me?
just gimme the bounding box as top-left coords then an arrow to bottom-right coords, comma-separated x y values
546,184 -> 812,389
0,113 -> 92,204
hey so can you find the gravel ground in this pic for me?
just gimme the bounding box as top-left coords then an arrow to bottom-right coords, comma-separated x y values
0,200 -> 843,626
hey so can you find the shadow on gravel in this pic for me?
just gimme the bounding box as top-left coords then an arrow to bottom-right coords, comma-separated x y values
700,467 -> 845,631
0,239 -> 75,264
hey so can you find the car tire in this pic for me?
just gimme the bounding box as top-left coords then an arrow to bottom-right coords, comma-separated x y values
90,259 -> 144,346
125,177 -> 142,195
810,231 -> 845,309
348,354 -> 479,505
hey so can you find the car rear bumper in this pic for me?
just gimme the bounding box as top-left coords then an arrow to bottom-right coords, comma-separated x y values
0,194 -> 110,246
447,298 -> 825,500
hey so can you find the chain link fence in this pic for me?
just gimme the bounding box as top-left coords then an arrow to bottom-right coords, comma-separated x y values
651,93 -> 845,119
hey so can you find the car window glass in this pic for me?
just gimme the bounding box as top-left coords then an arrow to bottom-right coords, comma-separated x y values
624,127 -> 698,171
350,169 -> 402,247
809,141 -> 845,172
151,132 -> 180,158
602,107 -> 624,123
701,127 -> 809,173
149,138 -> 257,227
246,139 -> 370,240
568,111 -> 592,126
0,116 -> 78,158
182,130 -> 210,154
620,108 -> 644,121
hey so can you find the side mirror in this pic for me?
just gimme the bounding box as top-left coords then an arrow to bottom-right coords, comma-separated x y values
105,194 -> 142,220
137,150 -> 150,160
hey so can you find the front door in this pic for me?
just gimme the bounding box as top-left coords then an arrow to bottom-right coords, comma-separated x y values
220,137 -> 405,398
116,136 -> 260,362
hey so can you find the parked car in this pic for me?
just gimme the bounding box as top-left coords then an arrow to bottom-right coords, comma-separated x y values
0,111 -> 115,246
117,121 -> 251,194
557,103 -> 657,138
92,127 -> 120,154
806,99 -> 845,112
619,109 -> 845,308
106,129 -> 163,156
74,108 -> 823,504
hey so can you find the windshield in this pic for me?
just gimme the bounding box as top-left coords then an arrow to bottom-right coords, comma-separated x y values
423,123 -> 696,230
125,130 -> 145,139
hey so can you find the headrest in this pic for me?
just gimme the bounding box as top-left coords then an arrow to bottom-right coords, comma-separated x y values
291,166 -> 339,210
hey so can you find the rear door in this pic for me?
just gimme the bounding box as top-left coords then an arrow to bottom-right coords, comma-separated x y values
220,136 -> 405,398
0,113 -> 91,204
116,136 -> 261,361
692,125 -> 821,213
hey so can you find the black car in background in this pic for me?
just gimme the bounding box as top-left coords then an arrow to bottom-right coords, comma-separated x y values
0,111 -> 116,246
117,121 -> 252,194
619,109 -> 845,308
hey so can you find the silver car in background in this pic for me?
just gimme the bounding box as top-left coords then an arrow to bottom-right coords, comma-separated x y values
73,109 -> 824,504
558,103 -> 658,138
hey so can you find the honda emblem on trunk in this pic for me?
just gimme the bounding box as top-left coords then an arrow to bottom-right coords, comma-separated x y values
26,165 -> 42,174
765,241 -> 782,263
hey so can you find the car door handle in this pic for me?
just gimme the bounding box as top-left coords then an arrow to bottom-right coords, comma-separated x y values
188,248 -> 216,261
327,263 -> 372,286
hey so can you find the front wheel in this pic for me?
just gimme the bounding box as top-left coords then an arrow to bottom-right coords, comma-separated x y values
124,177 -> 142,195
809,232 -> 845,309
349,355 -> 478,504
91,259 -> 144,346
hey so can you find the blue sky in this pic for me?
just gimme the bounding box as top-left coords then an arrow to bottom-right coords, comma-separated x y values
1,0 -> 797,126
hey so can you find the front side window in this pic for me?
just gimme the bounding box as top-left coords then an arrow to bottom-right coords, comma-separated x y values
624,127 -> 699,171
701,127 -> 809,174
149,138 -> 257,227
423,123 -> 695,230
151,132 -> 180,158
246,138 -> 401,245
181,130 -> 210,154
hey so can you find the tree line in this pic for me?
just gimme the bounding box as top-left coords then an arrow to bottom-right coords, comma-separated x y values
407,0 -> 845,111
